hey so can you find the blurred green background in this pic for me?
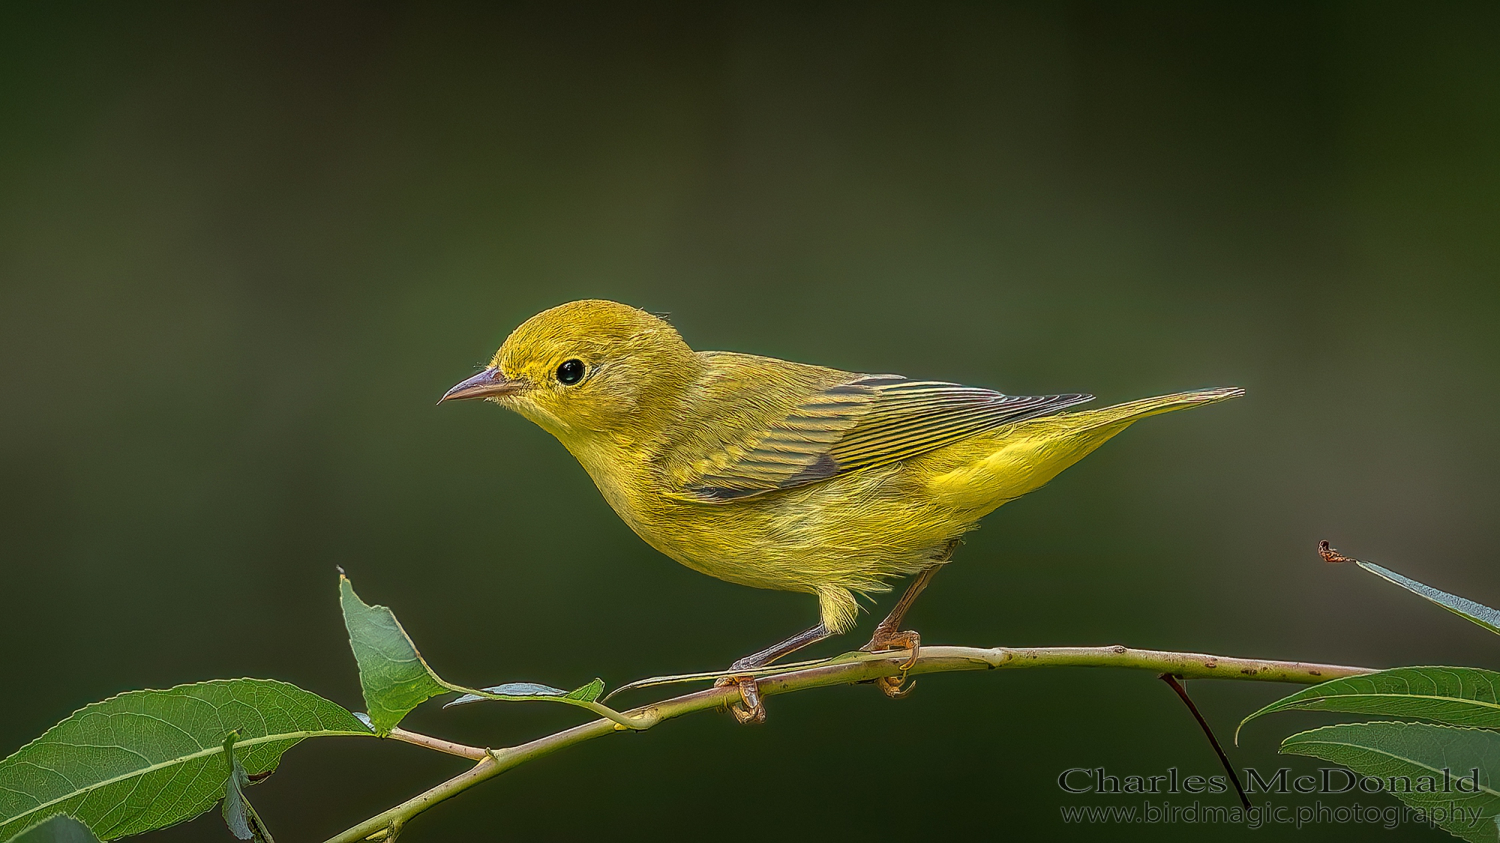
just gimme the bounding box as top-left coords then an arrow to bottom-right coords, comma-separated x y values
3,3 -> 1499,841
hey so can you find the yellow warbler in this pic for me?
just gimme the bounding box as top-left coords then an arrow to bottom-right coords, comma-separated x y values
443,299 -> 1241,721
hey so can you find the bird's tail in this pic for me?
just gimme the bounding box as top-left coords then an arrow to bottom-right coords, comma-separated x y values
925,386 -> 1243,512
1073,386 -> 1245,430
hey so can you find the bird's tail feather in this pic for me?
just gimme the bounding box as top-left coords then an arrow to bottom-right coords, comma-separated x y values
924,386 -> 1243,511
1075,386 -> 1245,429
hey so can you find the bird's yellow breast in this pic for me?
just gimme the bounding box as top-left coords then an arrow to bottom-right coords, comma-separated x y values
565,423 -> 1053,600
568,440 -> 961,632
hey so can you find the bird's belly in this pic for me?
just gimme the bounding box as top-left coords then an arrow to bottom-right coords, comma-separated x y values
611,468 -> 973,597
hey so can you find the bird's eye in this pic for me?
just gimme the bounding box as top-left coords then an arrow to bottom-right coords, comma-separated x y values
556,359 -> 586,386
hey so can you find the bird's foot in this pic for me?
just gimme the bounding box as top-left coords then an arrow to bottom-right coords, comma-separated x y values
860,627 -> 921,698
712,674 -> 765,724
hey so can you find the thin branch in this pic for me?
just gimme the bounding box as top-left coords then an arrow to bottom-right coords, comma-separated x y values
330,644 -> 1373,843
385,727 -> 490,761
1159,674 -> 1249,810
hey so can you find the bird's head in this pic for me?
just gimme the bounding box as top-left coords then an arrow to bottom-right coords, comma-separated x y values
441,299 -> 699,443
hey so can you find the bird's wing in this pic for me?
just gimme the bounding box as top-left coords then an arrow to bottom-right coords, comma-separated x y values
675,374 -> 1092,502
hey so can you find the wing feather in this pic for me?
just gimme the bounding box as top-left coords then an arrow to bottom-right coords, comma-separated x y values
680,375 -> 1091,502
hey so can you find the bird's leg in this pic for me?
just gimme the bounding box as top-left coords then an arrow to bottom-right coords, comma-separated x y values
862,565 -> 939,665
715,621 -> 833,724
861,541 -> 957,697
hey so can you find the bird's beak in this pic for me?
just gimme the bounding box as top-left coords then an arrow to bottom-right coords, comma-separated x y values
439,368 -> 526,403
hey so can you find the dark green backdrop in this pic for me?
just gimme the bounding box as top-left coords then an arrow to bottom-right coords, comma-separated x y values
3,3 -> 1499,841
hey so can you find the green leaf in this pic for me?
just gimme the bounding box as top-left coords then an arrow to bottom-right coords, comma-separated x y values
1326,544 -> 1500,635
1359,562 -> 1500,635
11,817 -> 100,843
339,574 -> 457,734
458,682 -> 568,700
0,679 -> 370,842
339,573 -> 645,729
445,677 -> 606,708
221,733 -> 253,841
220,733 -> 274,843
565,678 -> 606,703
1282,722 -> 1500,842
1240,666 -> 1500,742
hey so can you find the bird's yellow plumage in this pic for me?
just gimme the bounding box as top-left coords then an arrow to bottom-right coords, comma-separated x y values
443,299 -> 1240,715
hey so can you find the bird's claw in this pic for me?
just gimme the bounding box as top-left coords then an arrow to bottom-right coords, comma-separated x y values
714,674 -> 766,724
875,674 -> 917,698
861,627 -> 921,668
860,628 -> 921,699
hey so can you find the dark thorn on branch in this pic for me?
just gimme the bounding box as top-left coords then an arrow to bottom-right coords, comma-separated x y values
1318,540 -> 1356,565
1158,673 -> 1250,811
246,770 -> 274,783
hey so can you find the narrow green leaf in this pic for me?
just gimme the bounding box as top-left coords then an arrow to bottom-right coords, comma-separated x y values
1239,666 -> 1500,742
444,683 -> 567,705
0,679 -> 370,842
1282,722 -> 1500,842
1325,543 -> 1500,635
1358,561 -> 1500,635
12,817 -> 100,843
339,574 -> 456,734
445,678 -> 605,708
